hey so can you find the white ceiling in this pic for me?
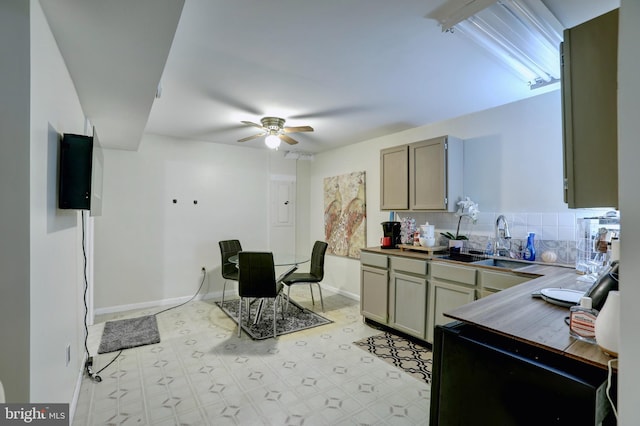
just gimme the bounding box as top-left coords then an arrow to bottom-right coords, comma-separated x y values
40,0 -> 619,153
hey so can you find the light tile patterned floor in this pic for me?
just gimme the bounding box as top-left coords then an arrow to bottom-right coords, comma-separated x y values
73,287 -> 431,425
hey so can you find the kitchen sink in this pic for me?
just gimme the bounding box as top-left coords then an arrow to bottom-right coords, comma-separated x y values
471,258 -> 531,270
438,253 -> 485,263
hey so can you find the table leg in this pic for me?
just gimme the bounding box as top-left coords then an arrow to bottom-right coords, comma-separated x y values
253,299 -> 265,325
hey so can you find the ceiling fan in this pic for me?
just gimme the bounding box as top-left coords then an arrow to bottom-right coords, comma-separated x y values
237,116 -> 313,149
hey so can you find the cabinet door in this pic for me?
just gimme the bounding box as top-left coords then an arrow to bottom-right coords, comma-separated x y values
389,271 -> 427,339
561,9 -> 618,208
409,137 -> 447,210
427,280 -> 475,343
380,145 -> 408,210
478,270 -> 532,294
360,266 -> 388,323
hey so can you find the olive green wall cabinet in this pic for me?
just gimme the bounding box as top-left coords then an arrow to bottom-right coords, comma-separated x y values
380,145 -> 409,210
380,136 -> 463,211
561,9 -> 618,208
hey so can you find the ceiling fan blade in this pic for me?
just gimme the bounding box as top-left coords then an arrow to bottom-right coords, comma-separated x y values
238,132 -> 266,142
290,106 -> 368,120
279,134 -> 299,145
241,120 -> 265,130
283,125 -> 314,133
206,89 -> 263,116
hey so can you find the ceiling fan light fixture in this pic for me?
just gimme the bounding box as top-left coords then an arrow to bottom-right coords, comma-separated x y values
265,133 -> 281,149
238,116 -> 312,147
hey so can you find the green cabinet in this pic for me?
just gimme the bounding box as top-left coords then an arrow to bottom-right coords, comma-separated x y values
380,136 -> 463,212
389,257 -> 429,339
360,250 -> 536,344
477,269 -> 533,298
428,262 -> 477,342
380,145 -> 409,210
360,252 -> 389,323
561,9 -> 618,208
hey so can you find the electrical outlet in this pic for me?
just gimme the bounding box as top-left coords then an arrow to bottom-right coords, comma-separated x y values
66,344 -> 71,367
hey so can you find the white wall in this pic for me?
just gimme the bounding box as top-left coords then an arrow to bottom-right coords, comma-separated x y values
0,0 -> 87,405
0,0 -> 31,403
94,135 -> 298,310
29,0 -> 88,403
309,90 -> 573,296
617,0 -> 639,422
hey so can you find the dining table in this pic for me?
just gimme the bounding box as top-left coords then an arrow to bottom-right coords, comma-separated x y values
228,253 -> 310,267
228,253 -> 310,325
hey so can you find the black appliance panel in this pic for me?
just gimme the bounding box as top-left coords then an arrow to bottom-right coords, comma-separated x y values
58,133 -> 93,210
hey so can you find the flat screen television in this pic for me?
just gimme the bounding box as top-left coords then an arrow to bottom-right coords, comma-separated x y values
57,129 -> 103,216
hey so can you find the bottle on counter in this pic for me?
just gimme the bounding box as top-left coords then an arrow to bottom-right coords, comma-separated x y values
569,296 -> 598,344
523,232 -> 536,261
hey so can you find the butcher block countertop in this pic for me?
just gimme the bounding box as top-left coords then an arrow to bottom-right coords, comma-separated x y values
444,263 -> 615,370
360,246 -> 615,370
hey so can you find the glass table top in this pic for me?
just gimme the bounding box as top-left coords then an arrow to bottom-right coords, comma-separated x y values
228,253 -> 310,266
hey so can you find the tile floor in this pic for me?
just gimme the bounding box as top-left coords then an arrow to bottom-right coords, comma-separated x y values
73,287 -> 431,425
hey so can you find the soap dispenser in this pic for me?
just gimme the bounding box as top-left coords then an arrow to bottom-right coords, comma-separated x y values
523,232 -> 536,261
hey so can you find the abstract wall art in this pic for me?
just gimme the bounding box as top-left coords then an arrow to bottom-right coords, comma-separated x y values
323,171 -> 366,258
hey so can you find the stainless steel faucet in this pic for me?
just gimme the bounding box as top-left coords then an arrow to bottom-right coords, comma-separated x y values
495,215 -> 512,257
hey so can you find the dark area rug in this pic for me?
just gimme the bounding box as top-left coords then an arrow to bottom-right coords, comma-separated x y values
216,299 -> 332,340
98,315 -> 160,354
353,332 -> 433,384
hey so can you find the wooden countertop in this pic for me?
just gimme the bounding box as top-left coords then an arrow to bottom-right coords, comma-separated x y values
444,264 -> 615,370
361,246 -> 615,370
361,246 -> 443,260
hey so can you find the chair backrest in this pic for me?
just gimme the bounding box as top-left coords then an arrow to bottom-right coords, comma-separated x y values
219,240 -> 242,279
238,252 -> 277,298
310,241 -> 328,280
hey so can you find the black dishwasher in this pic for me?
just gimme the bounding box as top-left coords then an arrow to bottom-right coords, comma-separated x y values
429,322 -> 615,425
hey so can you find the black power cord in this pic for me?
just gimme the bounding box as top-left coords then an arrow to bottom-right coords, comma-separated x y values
82,210 -> 108,383
81,211 -> 208,383
152,266 -> 208,316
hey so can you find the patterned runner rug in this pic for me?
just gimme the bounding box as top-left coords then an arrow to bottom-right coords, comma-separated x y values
353,332 -> 433,384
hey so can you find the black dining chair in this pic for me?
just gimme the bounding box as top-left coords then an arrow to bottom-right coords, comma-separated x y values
283,241 -> 328,312
237,251 -> 292,338
219,240 -> 242,305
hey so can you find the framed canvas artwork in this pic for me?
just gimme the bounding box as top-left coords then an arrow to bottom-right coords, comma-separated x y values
323,171 -> 366,258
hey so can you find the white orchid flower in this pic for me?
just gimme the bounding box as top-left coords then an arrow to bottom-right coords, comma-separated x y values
455,197 -> 480,222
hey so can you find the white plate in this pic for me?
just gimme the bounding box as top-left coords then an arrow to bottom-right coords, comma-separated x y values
540,288 -> 584,307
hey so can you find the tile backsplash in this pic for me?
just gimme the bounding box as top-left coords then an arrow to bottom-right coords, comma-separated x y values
395,209 -> 616,266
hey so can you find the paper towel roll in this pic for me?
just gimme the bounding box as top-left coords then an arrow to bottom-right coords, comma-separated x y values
610,239 -> 620,262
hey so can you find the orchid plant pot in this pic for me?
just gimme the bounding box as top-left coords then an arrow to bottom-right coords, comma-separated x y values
448,240 -> 464,249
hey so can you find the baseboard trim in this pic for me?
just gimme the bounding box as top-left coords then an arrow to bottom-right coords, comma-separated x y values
69,353 -> 87,425
318,284 -> 360,302
94,285 -> 358,317
94,291 -> 222,317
